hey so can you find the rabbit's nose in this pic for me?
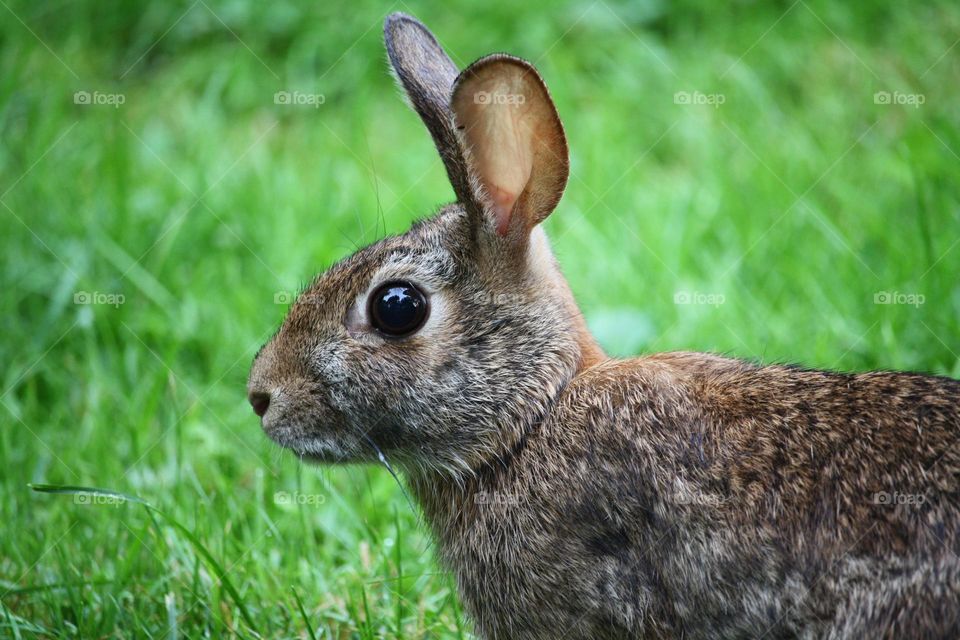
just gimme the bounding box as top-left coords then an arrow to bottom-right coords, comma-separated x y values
249,391 -> 271,418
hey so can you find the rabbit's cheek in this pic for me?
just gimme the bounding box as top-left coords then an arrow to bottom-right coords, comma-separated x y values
311,343 -> 349,384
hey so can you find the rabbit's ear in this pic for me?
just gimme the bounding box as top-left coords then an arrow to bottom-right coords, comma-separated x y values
383,13 -> 475,207
451,55 -> 569,240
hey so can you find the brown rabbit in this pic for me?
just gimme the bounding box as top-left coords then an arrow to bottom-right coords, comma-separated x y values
247,13 -> 960,639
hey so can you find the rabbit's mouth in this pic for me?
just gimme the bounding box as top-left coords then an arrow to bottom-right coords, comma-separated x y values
291,440 -> 352,464
264,419 -> 367,464
273,430 -> 351,462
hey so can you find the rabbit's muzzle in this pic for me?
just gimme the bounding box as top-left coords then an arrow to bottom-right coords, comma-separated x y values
247,338 -> 362,462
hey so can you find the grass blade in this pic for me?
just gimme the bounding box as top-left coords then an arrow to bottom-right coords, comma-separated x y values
29,483 -> 260,636
290,587 -> 318,640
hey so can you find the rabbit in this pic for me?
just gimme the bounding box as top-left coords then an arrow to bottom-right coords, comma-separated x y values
247,12 -> 960,639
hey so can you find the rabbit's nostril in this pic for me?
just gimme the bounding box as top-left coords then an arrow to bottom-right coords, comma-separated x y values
249,391 -> 270,418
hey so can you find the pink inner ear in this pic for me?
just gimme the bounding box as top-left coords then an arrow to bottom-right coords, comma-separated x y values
454,74 -> 535,237
488,185 -> 517,236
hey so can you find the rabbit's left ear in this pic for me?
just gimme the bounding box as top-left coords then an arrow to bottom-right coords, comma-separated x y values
384,13 -> 476,209
451,55 -> 569,241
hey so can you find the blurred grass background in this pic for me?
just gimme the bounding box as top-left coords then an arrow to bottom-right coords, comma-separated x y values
2,0 -> 958,636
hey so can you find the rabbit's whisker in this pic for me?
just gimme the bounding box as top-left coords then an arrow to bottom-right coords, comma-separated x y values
358,430 -> 418,516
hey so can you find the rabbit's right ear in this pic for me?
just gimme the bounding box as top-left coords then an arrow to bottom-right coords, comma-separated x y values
451,56 -> 569,244
384,13 -> 474,208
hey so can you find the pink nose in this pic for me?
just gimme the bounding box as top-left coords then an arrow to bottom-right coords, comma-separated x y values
249,391 -> 270,417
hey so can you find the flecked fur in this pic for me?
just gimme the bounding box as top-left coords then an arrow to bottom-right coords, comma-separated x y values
248,13 -> 960,639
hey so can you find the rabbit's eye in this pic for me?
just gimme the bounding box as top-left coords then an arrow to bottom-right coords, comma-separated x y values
368,281 -> 429,338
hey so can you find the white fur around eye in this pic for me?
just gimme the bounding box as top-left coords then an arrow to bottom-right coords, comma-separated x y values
346,277 -> 449,346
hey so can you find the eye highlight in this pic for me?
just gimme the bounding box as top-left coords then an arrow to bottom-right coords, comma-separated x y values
368,281 -> 429,338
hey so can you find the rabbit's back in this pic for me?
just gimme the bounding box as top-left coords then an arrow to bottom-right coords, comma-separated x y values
413,353 -> 960,638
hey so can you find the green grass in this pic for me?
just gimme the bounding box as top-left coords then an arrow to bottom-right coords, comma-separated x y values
2,0 -> 959,636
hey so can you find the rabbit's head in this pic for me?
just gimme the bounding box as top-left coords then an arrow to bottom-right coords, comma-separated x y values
248,13 -> 603,474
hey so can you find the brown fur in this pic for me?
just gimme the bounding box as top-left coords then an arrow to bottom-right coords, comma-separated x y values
411,356 -> 960,638
248,13 -> 960,639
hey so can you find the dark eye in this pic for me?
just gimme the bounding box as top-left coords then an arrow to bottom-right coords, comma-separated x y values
368,281 -> 429,337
